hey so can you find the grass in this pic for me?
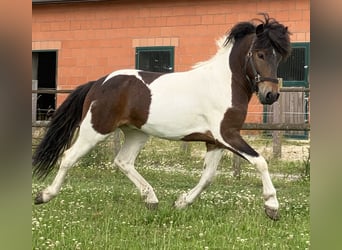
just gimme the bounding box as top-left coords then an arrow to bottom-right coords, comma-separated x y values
32,137 -> 310,249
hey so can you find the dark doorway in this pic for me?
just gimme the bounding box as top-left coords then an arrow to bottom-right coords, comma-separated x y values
32,51 -> 57,120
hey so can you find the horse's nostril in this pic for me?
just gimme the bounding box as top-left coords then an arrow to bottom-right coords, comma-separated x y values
266,92 -> 272,101
275,93 -> 280,101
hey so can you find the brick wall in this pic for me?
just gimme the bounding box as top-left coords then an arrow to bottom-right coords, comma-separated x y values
32,0 -> 310,123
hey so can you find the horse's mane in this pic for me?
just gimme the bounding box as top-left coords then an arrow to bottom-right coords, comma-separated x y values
224,13 -> 291,59
193,13 -> 291,69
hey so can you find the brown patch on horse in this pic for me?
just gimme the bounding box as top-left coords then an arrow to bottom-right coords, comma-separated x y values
83,75 -> 152,134
220,32 -> 259,158
138,71 -> 165,84
220,107 -> 258,157
181,131 -> 246,156
82,76 -> 107,119
205,142 -> 220,152
181,131 -> 216,144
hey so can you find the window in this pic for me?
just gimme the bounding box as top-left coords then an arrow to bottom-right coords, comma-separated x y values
32,51 -> 57,121
135,46 -> 174,73
277,43 -> 310,87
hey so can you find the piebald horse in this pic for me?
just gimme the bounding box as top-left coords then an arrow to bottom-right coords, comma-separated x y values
33,13 -> 291,220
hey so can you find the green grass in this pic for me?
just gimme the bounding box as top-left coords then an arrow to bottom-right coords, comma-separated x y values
32,138 -> 309,249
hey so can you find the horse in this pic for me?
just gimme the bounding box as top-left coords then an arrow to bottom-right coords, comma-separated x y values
33,13 -> 291,220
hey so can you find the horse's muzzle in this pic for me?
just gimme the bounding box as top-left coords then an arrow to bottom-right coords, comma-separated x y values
259,91 -> 280,105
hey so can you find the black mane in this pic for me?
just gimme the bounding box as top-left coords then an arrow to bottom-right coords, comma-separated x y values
225,22 -> 255,45
224,13 -> 291,59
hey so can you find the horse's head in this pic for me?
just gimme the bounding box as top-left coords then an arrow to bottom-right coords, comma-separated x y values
244,14 -> 291,105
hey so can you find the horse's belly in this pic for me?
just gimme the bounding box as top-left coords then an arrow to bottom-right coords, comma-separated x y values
141,115 -> 207,140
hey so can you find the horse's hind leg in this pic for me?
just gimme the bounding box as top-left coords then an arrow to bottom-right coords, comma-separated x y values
114,128 -> 158,209
34,112 -> 108,204
174,143 -> 224,209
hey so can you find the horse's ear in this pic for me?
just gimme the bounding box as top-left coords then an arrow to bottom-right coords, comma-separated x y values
256,24 -> 264,35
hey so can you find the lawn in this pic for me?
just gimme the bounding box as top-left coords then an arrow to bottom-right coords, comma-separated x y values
32,137 -> 310,249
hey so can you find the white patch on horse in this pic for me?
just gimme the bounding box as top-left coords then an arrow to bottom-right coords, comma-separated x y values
141,42 -> 233,140
102,69 -> 144,85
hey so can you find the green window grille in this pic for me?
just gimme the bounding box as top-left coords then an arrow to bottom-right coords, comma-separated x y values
277,42 -> 310,87
135,46 -> 174,73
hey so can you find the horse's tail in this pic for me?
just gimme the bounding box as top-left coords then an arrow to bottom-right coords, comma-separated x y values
32,81 -> 95,180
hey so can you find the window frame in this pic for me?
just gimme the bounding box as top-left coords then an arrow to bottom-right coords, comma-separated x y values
135,46 -> 174,73
32,50 -> 58,121
278,42 -> 310,88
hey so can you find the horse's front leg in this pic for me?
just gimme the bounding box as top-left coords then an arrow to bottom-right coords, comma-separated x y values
222,132 -> 279,220
243,153 -> 279,219
174,143 -> 224,208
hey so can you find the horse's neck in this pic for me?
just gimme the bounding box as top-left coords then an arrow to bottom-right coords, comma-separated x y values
229,35 -> 255,107
211,48 -> 231,77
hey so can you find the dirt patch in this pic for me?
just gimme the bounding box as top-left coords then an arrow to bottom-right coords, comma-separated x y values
255,143 -> 310,162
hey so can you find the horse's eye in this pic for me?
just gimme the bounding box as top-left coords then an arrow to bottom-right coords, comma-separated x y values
257,52 -> 265,60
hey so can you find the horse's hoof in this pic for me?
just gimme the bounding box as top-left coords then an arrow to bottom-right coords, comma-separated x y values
34,192 -> 44,205
173,201 -> 186,209
265,206 -> 280,221
145,202 -> 158,210
173,194 -> 188,209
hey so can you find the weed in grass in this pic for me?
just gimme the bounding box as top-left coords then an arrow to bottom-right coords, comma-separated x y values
302,147 -> 310,178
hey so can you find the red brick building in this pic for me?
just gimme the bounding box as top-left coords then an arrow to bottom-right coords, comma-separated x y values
32,0 -> 310,123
